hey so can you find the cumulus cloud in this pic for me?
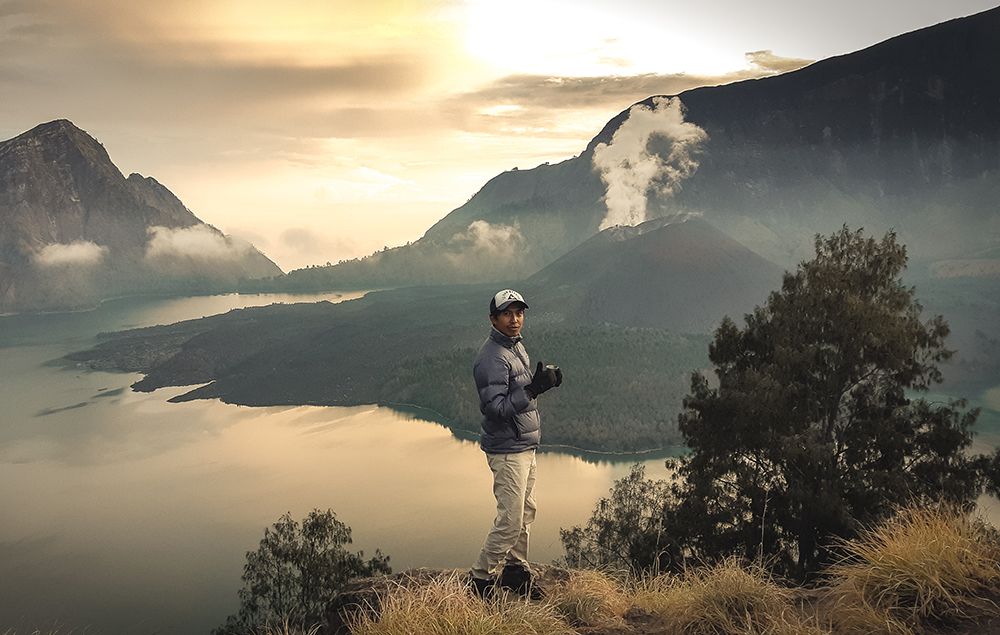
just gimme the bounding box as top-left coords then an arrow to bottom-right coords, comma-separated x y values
592,97 -> 708,230
33,240 -> 108,267
145,225 -> 252,261
449,220 -> 524,255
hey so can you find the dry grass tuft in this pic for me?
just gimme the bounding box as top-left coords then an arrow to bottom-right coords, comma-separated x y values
630,557 -> 826,635
546,568 -> 630,628
824,506 -> 1000,634
254,620 -> 322,635
346,572 -> 573,635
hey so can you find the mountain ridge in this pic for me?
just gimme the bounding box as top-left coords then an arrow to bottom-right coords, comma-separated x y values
274,5 -> 1000,292
0,119 -> 283,312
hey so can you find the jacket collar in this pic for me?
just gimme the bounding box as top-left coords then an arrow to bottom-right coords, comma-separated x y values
489,326 -> 522,348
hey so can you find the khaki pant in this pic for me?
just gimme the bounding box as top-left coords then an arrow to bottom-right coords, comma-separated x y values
471,449 -> 537,580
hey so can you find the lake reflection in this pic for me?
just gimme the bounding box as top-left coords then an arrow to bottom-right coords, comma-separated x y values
0,294 -> 669,634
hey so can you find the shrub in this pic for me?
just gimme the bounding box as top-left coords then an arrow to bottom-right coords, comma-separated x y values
216,509 -> 390,634
824,506 -> 1000,633
630,557 -> 826,635
546,569 -> 630,627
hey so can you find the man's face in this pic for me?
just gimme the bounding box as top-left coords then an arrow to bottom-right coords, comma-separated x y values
490,304 -> 525,338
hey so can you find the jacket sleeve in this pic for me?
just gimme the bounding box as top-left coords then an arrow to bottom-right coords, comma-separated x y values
474,354 -> 532,424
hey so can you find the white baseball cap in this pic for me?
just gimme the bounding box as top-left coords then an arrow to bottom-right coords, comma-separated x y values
490,289 -> 528,315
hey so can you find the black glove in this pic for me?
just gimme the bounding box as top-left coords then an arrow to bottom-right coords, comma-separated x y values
526,362 -> 561,398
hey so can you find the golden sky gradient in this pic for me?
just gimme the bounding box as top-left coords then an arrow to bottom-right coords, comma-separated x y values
1,0 -> 996,270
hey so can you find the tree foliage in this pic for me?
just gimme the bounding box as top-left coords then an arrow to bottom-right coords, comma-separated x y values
216,509 -> 391,634
563,227 -> 990,578
560,464 -> 677,573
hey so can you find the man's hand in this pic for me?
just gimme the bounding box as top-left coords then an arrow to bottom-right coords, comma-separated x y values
526,362 -> 562,398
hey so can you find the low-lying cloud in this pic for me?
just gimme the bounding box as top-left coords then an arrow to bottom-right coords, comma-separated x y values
449,220 -> 524,255
593,97 -> 708,230
33,240 -> 108,267
145,225 -> 253,261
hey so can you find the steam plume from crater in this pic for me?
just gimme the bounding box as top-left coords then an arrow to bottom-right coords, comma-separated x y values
593,97 -> 707,230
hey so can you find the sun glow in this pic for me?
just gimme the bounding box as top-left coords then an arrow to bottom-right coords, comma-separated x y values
97,0 -> 465,68
460,0 -> 746,78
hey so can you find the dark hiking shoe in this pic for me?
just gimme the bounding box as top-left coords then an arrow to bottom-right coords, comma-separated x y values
500,564 -> 544,600
467,575 -> 496,600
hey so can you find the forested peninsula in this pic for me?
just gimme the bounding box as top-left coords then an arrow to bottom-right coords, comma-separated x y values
65,285 -> 710,453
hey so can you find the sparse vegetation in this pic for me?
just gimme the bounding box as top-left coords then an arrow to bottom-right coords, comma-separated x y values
823,506 -> 1000,634
546,569 -> 630,628
346,573 -> 574,635
11,506 -> 996,634
254,621 -> 322,635
630,558 -> 825,635
333,506 -> 999,635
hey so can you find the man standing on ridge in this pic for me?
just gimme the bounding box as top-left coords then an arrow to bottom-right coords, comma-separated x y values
469,288 -> 562,599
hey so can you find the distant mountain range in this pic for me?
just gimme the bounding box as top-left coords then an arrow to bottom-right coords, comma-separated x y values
0,120 -> 282,312
278,6 -> 1000,291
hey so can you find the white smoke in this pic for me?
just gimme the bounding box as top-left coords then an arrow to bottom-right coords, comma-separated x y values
145,225 -> 253,262
33,241 -> 109,267
593,96 -> 708,230
449,220 -> 524,254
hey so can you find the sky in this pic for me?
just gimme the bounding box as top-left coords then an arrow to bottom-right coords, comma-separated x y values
2,0 -> 997,271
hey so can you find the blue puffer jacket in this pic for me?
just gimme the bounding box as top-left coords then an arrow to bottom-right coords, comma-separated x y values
473,327 -> 541,453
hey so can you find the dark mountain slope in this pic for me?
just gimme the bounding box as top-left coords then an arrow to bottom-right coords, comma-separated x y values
595,7 -> 1000,262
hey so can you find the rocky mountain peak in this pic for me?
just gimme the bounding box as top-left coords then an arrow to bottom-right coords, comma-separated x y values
2,119 -> 119,176
0,120 -> 282,312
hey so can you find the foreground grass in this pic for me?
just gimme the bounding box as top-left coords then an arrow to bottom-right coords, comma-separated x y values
346,573 -> 574,635
631,558 -> 825,635
546,569 -> 631,628
342,506 -> 1000,635
824,506 -> 1000,634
